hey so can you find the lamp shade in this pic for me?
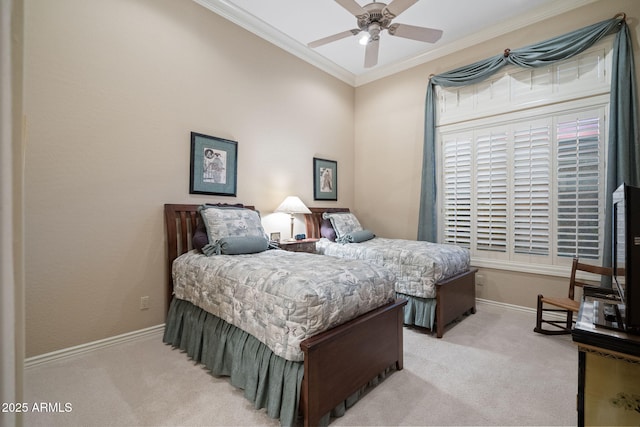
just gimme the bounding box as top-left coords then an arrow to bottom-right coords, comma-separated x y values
275,196 -> 311,214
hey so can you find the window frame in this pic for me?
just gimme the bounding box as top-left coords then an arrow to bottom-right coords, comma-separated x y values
436,95 -> 610,276
436,37 -> 612,275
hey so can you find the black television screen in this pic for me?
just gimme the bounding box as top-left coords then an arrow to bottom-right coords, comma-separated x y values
613,187 -> 627,302
612,183 -> 640,334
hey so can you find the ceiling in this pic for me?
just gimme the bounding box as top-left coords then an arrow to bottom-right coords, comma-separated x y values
193,0 -> 595,86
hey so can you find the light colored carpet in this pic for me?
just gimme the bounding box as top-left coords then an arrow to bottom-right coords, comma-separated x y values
24,302 -> 577,426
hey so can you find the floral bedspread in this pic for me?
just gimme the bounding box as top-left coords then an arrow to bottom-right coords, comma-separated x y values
172,249 -> 396,362
316,238 -> 470,299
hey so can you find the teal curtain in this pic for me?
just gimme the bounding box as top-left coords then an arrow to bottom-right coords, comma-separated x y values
603,21 -> 640,272
418,16 -> 634,247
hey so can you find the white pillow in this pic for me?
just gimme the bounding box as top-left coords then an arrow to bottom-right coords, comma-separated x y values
322,212 -> 363,240
199,205 -> 267,239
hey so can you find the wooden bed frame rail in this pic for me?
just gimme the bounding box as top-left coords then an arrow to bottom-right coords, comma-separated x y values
304,207 -> 477,338
164,203 -> 406,427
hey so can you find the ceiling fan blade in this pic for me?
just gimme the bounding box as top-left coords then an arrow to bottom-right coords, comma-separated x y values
308,29 -> 360,48
364,37 -> 380,68
388,23 -> 443,43
335,0 -> 369,19
383,0 -> 418,18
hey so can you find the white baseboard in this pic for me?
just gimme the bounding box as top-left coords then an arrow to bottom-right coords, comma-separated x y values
22,299 -> 563,369
476,298 -> 537,315
476,297 -> 571,322
24,324 -> 165,369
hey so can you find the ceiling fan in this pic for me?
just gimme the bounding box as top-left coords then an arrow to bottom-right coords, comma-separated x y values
308,0 -> 443,68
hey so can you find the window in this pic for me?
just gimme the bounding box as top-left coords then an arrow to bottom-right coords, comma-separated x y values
556,114 -> 602,259
513,121 -> 550,257
475,128 -> 508,253
436,43 -> 611,271
442,134 -> 472,247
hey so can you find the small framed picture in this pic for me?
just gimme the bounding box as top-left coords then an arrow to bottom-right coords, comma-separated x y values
313,157 -> 337,201
190,132 -> 238,196
270,232 -> 281,242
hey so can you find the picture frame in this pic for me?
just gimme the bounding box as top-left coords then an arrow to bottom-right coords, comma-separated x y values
270,232 -> 281,242
313,157 -> 337,201
190,132 -> 238,196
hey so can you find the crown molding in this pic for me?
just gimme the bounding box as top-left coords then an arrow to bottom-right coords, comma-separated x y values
354,0 -> 599,86
193,0 -> 598,88
192,0 -> 356,86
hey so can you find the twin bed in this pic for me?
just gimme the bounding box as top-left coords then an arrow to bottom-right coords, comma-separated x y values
305,207 -> 477,339
163,203 -> 476,426
163,204 -> 406,427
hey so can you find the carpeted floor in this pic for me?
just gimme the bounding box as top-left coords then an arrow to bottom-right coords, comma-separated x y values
24,302 -> 577,426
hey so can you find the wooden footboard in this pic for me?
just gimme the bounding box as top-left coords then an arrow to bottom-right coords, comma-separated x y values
435,268 -> 477,338
300,298 -> 407,427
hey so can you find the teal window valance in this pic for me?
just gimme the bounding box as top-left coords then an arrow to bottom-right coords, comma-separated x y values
418,14 -> 639,270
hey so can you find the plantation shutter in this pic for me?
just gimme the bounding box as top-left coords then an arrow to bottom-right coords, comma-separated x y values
513,121 -> 551,256
475,129 -> 508,252
442,134 -> 472,247
556,111 -> 603,260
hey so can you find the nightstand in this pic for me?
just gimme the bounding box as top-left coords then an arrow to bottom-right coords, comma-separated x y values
278,238 -> 319,254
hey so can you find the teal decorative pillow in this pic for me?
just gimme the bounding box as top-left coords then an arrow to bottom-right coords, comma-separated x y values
202,236 -> 270,256
339,229 -> 375,244
198,205 -> 269,255
322,212 -> 363,241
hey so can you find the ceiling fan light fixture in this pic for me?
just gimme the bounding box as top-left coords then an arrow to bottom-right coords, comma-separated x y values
360,22 -> 380,46
307,0 -> 443,68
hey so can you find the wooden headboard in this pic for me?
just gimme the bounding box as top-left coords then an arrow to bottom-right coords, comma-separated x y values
164,204 -> 199,309
304,207 -> 350,239
163,203 -> 254,310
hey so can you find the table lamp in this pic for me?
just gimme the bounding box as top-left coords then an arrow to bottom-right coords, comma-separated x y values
275,196 -> 311,241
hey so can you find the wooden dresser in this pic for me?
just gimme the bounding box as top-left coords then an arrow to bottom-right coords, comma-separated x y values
572,293 -> 640,426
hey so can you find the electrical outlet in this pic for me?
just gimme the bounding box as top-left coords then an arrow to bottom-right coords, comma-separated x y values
476,274 -> 485,286
140,296 -> 150,310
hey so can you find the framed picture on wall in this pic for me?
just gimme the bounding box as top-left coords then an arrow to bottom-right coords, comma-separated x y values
190,132 -> 238,196
313,157 -> 337,201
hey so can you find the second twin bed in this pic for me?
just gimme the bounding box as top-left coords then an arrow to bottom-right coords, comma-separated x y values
305,207 -> 477,338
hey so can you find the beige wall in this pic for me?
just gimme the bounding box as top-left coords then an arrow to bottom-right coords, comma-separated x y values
23,0 -> 355,357
353,0 -> 640,309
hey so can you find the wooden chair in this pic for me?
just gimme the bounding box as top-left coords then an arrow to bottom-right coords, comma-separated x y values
534,258 -> 613,335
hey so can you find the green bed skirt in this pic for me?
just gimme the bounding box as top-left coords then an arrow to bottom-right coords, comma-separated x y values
163,298 -> 393,426
398,292 -> 437,329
